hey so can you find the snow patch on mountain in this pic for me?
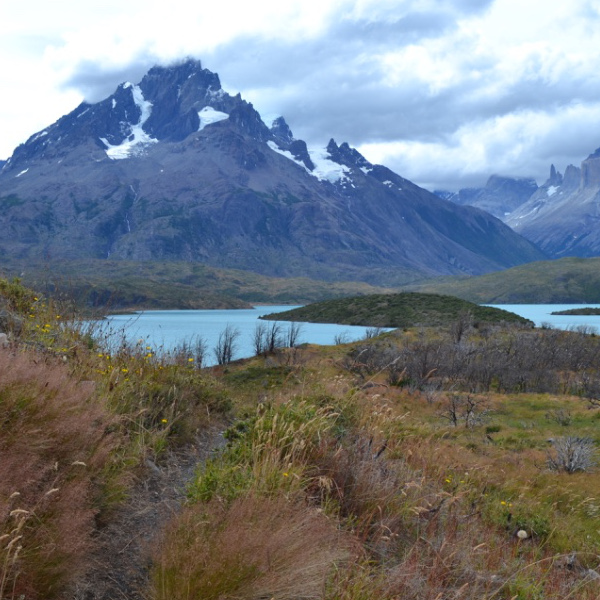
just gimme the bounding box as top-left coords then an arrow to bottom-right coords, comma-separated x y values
100,84 -> 157,160
206,87 -> 225,99
267,141 -> 301,164
31,131 -> 48,142
198,106 -> 229,131
267,141 -> 350,183
308,148 -> 351,183
547,185 -> 559,197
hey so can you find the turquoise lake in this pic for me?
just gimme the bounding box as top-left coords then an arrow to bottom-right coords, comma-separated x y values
99,303 -> 600,366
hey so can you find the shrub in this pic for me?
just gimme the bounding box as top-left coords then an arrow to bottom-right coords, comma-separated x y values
547,437 -> 597,473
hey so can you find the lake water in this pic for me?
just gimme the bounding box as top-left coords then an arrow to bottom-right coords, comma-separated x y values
98,303 -> 600,367
488,304 -> 600,330
99,305 -> 380,366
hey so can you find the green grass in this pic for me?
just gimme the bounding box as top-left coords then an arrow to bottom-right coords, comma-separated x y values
550,307 -> 600,315
6,256 -> 600,313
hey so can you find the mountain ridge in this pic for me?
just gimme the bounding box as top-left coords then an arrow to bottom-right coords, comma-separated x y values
505,156 -> 600,257
0,58 -> 545,286
436,174 -> 539,220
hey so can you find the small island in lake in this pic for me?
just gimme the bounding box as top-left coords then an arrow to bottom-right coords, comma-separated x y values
260,292 -> 533,328
550,307 -> 600,315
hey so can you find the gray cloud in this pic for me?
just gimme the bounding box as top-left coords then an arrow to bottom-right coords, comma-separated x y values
61,55 -> 159,102
49,0 -> 600,192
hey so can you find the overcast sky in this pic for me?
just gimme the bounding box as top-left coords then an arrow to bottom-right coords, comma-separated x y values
2,0 -> 600,191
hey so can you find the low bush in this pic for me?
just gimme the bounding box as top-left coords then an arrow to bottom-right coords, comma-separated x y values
547,436 -> 597,473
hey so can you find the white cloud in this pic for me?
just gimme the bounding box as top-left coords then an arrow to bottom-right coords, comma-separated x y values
2,0 -> 600,193
359,101 -> 600,190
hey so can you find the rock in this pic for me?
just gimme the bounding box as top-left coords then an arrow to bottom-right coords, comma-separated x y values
0,309 -> 23,335
0,332 -> 8,348
586,568 -> 600,581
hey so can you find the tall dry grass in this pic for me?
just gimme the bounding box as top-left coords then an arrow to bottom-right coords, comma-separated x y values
152,494 -> 356,600
0,348 -> 116,599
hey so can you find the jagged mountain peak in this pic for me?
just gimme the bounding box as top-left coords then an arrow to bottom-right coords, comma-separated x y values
0,60 -> 545,285
586,146 -> 600,160
326,139 -> 373,171
5,59 -> 271,168
269,116 -> 294,145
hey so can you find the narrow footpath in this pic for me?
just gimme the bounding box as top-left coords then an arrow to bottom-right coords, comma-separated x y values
70,427 -> 226,600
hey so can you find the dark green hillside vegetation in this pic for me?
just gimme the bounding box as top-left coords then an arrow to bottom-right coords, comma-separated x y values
2,276 -> 600,599
261,292 -> 532,327
0,259 -> 395,311
410,256 -> 600,303
551,307 -> 600,315
9,256 -> 600,312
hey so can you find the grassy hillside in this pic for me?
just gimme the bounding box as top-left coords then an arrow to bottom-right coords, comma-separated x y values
0,259 -> 397,311
261,292 -> 532,327
407,257 -> 600,303
1,277 -> 600,599
4,256 -> 600,313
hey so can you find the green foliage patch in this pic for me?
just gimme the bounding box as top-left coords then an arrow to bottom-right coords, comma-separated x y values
410,256 -> 600,303
262,292 -> 532,327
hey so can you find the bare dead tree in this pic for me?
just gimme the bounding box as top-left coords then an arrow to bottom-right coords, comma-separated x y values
213,324 -> 240,365
285,322 -> 303,348
252,322 -> 268,356
438,393 -> 489,428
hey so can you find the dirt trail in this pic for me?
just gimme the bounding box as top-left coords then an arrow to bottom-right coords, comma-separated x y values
70,427 -> 226,600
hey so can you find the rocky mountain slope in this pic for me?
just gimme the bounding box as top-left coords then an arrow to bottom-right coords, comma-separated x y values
505,157 -> 600,257
436,175 -> 538,220
0,59 -> 544,286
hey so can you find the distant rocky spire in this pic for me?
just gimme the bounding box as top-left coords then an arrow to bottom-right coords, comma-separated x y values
548,164 -> 562,186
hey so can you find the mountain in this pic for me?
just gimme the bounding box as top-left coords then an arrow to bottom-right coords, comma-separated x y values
0,59 -> 544,287
505,158 -> 600,257
436,175 -> 538,220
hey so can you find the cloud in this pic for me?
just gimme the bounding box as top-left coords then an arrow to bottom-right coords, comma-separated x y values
2,0 -> 600,196
58,59 -> 158,103
360,102 -> 600,190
